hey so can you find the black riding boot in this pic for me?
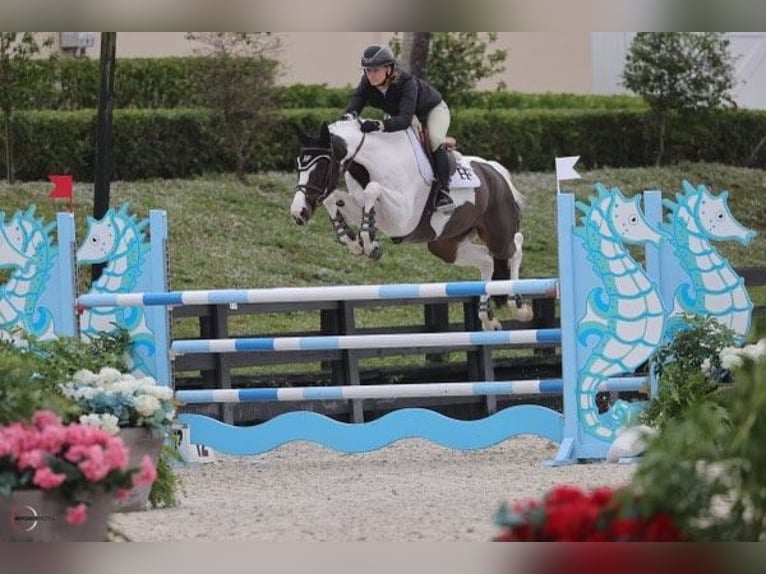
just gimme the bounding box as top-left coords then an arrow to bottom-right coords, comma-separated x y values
432,145 -> 455,212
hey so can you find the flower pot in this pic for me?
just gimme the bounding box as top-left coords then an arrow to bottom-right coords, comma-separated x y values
115,427 -> 164,512
0,489 -> 112,542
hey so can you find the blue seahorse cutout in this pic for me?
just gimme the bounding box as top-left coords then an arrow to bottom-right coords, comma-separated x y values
77,203 -> 156,377
663,180 -> 756,339
574,184 -> 668,442
0,206 -> 57,341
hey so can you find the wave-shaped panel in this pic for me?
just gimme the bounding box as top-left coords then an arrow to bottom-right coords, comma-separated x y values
178,405 -> 564,455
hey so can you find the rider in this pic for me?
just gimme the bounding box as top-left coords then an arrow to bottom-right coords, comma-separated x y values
340,44 -> 455,212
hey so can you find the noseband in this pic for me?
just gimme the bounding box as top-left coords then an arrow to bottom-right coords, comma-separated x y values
295,131 -> 367,206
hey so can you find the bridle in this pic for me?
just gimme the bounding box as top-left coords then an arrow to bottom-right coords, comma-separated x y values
295,147 -> 336,205
295,127 -> 367,207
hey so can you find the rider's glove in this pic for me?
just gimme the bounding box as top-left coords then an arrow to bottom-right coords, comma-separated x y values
339,112 -> 357,121
360,120 -> 382,133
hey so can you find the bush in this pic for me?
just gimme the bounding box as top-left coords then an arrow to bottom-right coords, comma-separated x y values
3,106 -> 766,181
641,314 -> 738,429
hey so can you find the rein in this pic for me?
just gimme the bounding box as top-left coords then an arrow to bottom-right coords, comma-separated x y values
338,127 -> 366,182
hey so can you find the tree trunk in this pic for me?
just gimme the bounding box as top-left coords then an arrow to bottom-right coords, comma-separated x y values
3,111 -> 11,183
655,111 -> 667,167
401,33 -> 431,78
92,32 -> 117,282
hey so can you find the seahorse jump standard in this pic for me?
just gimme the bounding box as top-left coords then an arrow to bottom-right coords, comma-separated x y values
0,182 -> 756,463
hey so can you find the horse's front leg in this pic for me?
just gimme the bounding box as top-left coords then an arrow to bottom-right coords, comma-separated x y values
323,191 -> 363,256
358,182 -> 385,260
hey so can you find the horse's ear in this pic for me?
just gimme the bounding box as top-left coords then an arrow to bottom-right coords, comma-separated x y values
319,122 -> 331,145
292,122 -> 309,144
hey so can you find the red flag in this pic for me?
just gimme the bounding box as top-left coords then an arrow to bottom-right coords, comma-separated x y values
48,175 -> 73,200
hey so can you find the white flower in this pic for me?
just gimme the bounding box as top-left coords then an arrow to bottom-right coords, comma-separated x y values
111,380 -> 141,394
720,347 -> 744,371
134,394 -> 162,417
142,385 -> 173,400
700,358 -> 712,376
78,413 -> 120,435
741,339 -> 766,361
72,369 -> 98,384
97,367 -> 124,384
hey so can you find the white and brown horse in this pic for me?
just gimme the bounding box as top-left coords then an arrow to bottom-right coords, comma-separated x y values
290,119 -> 532,330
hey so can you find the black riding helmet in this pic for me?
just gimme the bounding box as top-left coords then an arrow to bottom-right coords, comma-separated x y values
361,45 -> 395,69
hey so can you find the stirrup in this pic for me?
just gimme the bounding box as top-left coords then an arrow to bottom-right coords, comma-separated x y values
434,189 -> 455,212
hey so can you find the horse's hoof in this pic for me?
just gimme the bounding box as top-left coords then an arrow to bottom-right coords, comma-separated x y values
512,304 -> 534,323
481,318 -> 503,331
369,245 -> 383,260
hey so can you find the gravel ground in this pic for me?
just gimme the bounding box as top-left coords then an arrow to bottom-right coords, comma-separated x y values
109,436 -> 636,542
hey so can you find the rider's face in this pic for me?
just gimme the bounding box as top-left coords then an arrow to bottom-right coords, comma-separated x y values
364,66 -> 388,87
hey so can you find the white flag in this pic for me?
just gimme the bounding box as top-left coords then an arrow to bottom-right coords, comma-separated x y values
555,156 -> 581,182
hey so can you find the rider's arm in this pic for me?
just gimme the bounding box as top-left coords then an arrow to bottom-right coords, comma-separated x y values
382,78 -> 417,132
344,78 -> 369,118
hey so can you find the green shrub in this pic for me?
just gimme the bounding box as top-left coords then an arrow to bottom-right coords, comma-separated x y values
3,106 -> 766,181
629,330 -> 766,541
641,314 -> 738,429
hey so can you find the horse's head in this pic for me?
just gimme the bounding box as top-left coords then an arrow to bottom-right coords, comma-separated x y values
290,122 -> 346,225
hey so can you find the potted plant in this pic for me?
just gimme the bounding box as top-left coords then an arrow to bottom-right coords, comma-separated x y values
59,367 -> 177,512
7,330 -> 181,512
0,410 -> 155,541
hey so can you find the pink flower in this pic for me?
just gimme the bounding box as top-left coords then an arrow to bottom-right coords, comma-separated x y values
132,455 -> 157,487
103,437 -> 129,470
17,448 -> 45,470
38,424 -> 68,453
32,466 -> 67,489
77,445 -> 111,482
32,410 -> 62,430
65,503 -> 88,525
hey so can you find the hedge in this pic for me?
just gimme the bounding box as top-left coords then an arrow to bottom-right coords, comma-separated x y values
2,107 -> 765,181
8,58 -> 646,111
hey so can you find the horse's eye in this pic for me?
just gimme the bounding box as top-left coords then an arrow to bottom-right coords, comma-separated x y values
91,235 -> 99,243
629,215 -> 638,224
716,212 -> 724,220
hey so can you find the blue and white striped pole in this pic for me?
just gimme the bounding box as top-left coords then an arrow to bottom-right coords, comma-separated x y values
78,278 -> 558,308
170,328 -> 562,355
175,377 -> 648,404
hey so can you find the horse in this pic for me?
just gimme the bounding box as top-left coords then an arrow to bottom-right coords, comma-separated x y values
290,119 -> 533,330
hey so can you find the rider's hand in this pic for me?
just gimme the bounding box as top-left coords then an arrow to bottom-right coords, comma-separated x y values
360,120 -> 382,133
339,112 -> 357,121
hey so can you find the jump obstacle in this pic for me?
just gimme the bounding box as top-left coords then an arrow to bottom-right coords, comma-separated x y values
0,182 -> 756,464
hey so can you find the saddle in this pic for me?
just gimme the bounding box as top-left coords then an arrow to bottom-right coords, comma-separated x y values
417,126 -> 458,198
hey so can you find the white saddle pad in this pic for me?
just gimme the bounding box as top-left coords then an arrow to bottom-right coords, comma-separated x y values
405,128 -> 481,189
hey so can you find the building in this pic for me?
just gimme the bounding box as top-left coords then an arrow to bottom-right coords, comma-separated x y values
55,32 -> 766,108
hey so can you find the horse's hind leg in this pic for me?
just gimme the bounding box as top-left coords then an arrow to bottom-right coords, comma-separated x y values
508,232 -> 534,322
428,237 -> 502,331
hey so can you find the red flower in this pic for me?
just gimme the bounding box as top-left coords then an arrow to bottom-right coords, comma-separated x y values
642,513 -> 683,541
495,485 -> 686,542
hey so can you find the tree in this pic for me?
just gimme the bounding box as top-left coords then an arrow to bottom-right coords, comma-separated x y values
186,33 -> 282,183
0,33 -> 54,183
390,33 -> 507,102
622,32 -> 737,166
399,33 -> 431,77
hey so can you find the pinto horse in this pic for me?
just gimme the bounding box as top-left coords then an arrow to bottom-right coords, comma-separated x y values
290,119 -> 532,330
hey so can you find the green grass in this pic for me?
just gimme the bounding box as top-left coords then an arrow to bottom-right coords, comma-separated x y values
1,161 -> 765,339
